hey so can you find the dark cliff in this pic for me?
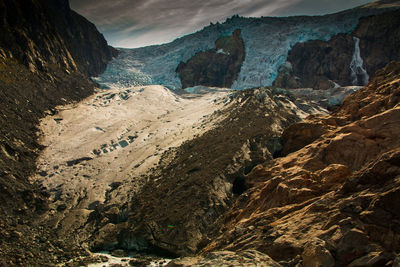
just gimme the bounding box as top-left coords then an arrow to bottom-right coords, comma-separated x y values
176,29 -> 245,89
274,9 -> 400,90
0,0 -> 116,265
0,0 -> 117,76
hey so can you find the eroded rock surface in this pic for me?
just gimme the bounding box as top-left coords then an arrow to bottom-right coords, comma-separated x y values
202,62 -> 400,266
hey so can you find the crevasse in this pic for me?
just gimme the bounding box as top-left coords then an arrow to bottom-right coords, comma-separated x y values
350,36 -> 369,86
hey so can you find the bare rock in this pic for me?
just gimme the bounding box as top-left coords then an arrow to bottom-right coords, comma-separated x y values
176,29 -> 245,89
167,250 -> 281,267
302,239 -> 334,267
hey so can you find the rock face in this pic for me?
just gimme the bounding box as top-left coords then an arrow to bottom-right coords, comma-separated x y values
202,62 -> 400,266
275,9 -> 400,89
355,9 -> 400,76
176,29 -> 245,89
280,34 -> 355,89
0,0 -> 115,265
0,0 -> 117,76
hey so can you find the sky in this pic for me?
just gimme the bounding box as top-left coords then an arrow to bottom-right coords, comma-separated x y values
69,0 -> 375,48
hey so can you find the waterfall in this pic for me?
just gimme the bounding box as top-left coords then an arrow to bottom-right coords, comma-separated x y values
350,37 -> 369,85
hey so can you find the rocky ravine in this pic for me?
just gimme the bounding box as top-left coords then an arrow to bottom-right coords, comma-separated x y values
168,62 -> 400,266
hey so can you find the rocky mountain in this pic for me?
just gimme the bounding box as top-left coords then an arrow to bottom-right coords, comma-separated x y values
275,9 -> 400,89
2,0 -> 400,266
95,0 -> 400,90
169,61 -> 400,267
0,0 -> 116,265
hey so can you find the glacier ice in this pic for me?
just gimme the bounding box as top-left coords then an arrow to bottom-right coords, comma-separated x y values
95,7 -> 392,90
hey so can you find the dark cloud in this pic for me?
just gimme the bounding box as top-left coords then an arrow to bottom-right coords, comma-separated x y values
70,0 -> 375,48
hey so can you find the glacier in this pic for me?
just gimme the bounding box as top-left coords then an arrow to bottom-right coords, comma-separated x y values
95,7 -> 394,90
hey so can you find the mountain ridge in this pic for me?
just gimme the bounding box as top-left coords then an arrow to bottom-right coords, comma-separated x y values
95,0 -> 400,90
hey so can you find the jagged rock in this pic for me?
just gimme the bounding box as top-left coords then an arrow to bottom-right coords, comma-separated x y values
302,238 -> 334,267
122,88 -> 324,256
0,0 -> 117,76
202,62 -> 400,265
176,29 -> 245,89
280,118 -> 331,156
167,250 -> 282,267
279,34 -> 354,89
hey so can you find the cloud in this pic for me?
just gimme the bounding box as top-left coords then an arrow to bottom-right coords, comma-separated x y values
270,0 -> 375,16
70,0 -> 374,48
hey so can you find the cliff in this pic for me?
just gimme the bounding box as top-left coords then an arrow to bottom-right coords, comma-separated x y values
275,9 -> 400,89
176,29 -> 245,89
0,0 -> 116,265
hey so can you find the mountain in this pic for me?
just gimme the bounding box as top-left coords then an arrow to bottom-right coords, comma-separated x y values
95,0 -> 400,90
192,60 -> 400,267
2,0 -> 400,266
0,0 -> 116,265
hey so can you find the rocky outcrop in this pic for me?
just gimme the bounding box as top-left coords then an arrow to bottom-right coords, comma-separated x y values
167,250 -> 282,266
176,29 -> 245,89
203,62 -> 400,266
0,0 -> 115,265
0,0 -> 117,76
274,9 -> 400,89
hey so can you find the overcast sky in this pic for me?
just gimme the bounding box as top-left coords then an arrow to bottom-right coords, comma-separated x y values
70,0 -> 375,48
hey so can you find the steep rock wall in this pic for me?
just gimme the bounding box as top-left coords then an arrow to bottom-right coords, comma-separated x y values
176,29 -> 245,89
275,9 -> 400,89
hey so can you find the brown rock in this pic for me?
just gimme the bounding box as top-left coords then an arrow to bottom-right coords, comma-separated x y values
348,251 -> 390,267
167,250 -> 281,267
111,249 -> 127,257
281,119 -> 329,156
202,62 -> 400,266
302,239 -> 334,267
